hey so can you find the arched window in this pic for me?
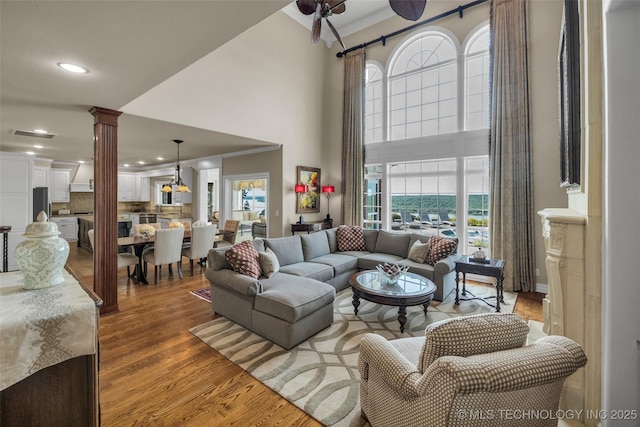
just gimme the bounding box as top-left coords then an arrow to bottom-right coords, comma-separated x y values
388,32 -> 458,140
364,63 -> 384,144
464,25 -> 490,130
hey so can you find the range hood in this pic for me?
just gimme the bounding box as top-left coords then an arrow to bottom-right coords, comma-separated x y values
69,181 -> 93,192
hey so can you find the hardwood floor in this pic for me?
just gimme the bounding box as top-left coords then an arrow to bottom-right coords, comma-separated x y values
65,245 -> 542,426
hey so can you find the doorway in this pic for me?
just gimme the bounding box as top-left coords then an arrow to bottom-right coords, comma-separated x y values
223,174 -> 268,241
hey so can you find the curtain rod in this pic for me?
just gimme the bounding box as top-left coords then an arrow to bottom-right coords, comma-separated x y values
336,0 -> 488,58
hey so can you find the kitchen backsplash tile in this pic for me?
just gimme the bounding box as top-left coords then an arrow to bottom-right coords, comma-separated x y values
52,192 -> 94,214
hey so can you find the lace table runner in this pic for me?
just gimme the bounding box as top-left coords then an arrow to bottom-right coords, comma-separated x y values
0,270 -> 97,390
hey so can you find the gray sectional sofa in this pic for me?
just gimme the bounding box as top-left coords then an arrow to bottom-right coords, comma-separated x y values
205,228 -> 459,349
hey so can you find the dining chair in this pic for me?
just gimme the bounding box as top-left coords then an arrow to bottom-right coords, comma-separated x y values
181,224 -> 217,273
215,219 -> 240,249
141,227 -> 185,284
87,229 -> 138,277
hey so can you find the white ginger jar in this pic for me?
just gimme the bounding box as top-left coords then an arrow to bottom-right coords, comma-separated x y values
15,211 -> 70,290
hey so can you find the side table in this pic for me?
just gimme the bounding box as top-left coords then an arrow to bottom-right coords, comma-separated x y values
454,255 -> 506,312
291,220 -> 332,235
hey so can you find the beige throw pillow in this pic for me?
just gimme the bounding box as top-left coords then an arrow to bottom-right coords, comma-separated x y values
258,247 -> 280,278
407,240 -> 430,263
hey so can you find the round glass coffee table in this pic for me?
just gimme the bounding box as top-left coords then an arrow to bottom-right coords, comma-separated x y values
349,270 -> 437,333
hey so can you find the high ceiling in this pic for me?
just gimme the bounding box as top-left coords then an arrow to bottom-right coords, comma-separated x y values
0,1 -> 400,169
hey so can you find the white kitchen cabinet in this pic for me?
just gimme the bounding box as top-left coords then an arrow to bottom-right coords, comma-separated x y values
32,167 -> 50,188
136,176 -> 150,202
117,174 -> 136,202
51,216 -> 78,242
51,169 -> 70,202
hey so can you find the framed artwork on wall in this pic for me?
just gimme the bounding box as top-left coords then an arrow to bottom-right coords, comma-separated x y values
296,166 -> 320,214
558,0 -> 581,188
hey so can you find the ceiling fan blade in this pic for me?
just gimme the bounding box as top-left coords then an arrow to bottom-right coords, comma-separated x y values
311,3 -> 322,45
327,0 -> 346,14
297,0 -> 318,15
326,18 -> 345,49
389,0 -> 427,21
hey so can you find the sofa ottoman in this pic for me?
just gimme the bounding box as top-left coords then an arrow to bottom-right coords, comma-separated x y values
253,275 -> 335,349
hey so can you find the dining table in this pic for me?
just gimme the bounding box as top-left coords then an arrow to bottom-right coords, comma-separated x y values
117,230 -> 232,284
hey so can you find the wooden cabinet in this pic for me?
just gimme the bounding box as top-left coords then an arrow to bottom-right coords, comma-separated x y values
77,217 -> 92,250
0,271 -> 101,427
32,166 -> 49,188
51,169 -> 70,202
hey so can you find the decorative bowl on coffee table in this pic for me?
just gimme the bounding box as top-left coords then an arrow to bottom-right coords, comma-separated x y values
376,263 -> 409,284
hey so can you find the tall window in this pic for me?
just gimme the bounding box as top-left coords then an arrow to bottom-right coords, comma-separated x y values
364,64 -> 384,144
388,32 -> 458,139
465,25 -> 491,130
362,24 -> 491,257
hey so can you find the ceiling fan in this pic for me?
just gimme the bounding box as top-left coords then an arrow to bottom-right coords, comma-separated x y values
389,0 -> 427,21
296,0 -> 427,49
296,0 -> 347,49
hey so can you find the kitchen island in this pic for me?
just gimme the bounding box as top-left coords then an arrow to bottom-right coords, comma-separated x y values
77,215 -> 132,251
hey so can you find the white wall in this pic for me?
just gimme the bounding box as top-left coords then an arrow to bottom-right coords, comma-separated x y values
122,12 -> 329,234
601,0 -> 640,421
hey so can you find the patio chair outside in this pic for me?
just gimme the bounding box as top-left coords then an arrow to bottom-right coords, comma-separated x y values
438,208 -> 456,226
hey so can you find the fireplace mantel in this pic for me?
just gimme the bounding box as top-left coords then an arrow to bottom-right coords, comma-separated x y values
538,208 -> 586,414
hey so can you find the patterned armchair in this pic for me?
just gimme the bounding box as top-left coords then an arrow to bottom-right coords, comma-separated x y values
358,313 -> 587,427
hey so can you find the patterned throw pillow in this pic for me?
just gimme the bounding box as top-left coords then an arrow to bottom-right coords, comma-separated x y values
258,247 -> 280,278
225,240 -> 262,279
407,240 -> 430,263
426,236 -> 457,265
336,225 -> 366,251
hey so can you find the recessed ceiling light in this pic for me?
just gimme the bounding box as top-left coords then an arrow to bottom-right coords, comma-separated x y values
157,157 -> 164,161
123,164 -> 130,167
33,129 -> 48,134
58,62 -> 88,74
26,151 -> 35,155
78,160 -> 85,164
137,161 -> 145,165
33,145 -> 43,149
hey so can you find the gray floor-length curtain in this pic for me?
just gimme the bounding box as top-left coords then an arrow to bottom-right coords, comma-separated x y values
489,0 -> 536,292
341,49 -> 366,226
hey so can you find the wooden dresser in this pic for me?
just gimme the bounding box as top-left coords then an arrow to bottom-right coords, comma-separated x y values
0,270 -> 101,426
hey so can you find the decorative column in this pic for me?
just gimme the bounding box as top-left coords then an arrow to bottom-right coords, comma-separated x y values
538,208 -> 586,414
90,107 -> 121,315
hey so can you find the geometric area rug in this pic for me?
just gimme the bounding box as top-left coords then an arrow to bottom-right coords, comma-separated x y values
190,284 -> 517,427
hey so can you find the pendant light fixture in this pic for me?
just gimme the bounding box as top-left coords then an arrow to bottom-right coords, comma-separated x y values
162,139 -> 191,193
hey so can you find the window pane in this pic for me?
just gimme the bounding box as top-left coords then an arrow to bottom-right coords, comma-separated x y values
389,31 -> 458,139
365,63 -> 384,144
465,25 -> 490,131
406,122 -> 421,138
